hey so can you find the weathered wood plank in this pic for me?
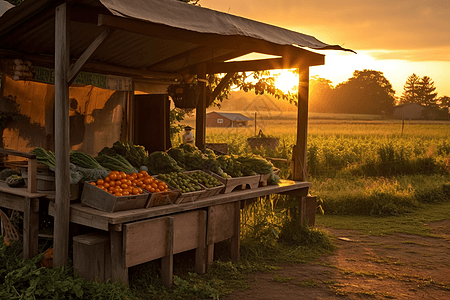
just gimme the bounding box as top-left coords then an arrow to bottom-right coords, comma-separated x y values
207,202 -> 236,245
161,217 -> 174,288
22,197 -> 39,259
173,210 -> 203,254
195,210 -> 207,274
27,158 -> 37,193
124,217 -> 169,267
68,28 -> 113,85
292,66 -> 310,181
195,63 -> 207,150
230,201 -> 240,261
110,229 -> 128,284
53,3 -> 71,267
0,148 -> 36,159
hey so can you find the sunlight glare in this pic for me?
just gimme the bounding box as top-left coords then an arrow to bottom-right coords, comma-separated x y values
273,69 -> 298,94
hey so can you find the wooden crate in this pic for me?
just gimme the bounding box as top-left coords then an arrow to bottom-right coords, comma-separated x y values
183,170 -> 225,199
174,187 -> 205,204
73,231 -> 111,282
21,167 -> 55,191
259,168 -> 281,187
81,182 -> 149,213
146,189 -> 179,208
208,172 -> 260,194
155,174 -> 206,204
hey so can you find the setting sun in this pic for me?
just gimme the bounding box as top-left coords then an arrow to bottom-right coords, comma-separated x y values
273,69 -> 298,94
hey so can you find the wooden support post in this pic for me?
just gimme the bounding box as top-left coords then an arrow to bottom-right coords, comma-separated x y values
195,210 -> 207,274
230,201 -> 241,261
195,63 -> 207,150
292,66 -> 310,181
53,3 -> 71,267
22,197 -> 39,259
27,158 -> 37,193
110,228 -> 128,284
161,217 -> 174,288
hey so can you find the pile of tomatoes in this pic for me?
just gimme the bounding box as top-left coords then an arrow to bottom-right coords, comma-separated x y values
90,170 -> 170,197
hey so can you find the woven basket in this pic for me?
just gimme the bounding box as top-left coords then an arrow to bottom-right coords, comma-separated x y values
0,209 -> 20,245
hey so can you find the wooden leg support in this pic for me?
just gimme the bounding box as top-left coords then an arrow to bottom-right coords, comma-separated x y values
195,210 -> 207,274
23,197 -> 39,259
230,201 -> 240,261
161,217 -> 174,288
110,229 -> 128,284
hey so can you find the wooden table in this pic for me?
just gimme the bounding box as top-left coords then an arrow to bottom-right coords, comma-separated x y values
50,180 -> 310,287
0,182 -> 49,258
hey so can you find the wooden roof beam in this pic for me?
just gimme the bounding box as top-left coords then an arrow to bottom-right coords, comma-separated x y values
206,55 -> 324,74
208,72 -> 235,106
68,28 -> 114,85
0,50 -> 181,80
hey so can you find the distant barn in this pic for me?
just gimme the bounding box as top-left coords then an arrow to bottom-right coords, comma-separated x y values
393,103 -> 448,120
206,111 -> 252,127
393,103 -> 425,120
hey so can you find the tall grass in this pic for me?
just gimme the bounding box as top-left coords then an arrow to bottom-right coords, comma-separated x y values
197,121 -> 450,216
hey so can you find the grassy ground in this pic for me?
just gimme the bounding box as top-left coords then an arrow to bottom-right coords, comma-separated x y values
316,200 -> 450,237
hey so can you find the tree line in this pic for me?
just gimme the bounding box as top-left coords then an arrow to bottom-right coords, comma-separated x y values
309,70 -> 450,116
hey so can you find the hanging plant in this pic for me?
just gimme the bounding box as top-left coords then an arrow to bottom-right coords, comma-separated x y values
167,81 -> 202,109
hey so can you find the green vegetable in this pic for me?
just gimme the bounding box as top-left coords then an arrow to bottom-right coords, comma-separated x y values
70,151 -> 107,170
0,169 -> 21,180
31,147 -> 55,169
157,172 -> 202,193
236,154 -> 274,176
144,151 -> 182,175
99,141 -> 148,168
167,144 -> 224,175
95,154 -> 138,174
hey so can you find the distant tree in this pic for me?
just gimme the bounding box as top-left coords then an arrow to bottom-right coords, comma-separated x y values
399,73 -> 421,105
419,76 -> 438,106
331,69 -> 396,114
400,74 -> 438,106
438,95 -> 450,112
309,76 -> 334,113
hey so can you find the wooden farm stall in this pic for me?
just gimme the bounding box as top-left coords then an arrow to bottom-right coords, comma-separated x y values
0,0 -> 352,286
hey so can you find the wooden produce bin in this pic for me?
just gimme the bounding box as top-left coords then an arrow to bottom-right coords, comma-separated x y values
174,187 -> 205,204
183,170 -> 225,199
208,172 -> 260,194
7,161 -> 55,191
81,182 -> 149,213
146,189 -> 179,208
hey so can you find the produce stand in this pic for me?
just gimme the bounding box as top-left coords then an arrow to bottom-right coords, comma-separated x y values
48,180 -> 310,287
0,0 -> 351,282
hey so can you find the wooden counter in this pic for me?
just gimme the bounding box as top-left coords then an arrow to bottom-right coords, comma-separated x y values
49,179 -> 310,287
60,180 -> 310,231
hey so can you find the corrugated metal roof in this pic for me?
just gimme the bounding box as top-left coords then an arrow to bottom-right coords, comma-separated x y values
209,111 -> 253,121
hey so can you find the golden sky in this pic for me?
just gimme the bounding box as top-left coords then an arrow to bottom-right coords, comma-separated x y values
201,0 -> 450,98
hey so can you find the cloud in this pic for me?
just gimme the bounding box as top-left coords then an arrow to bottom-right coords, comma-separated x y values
202,0 -> 450,61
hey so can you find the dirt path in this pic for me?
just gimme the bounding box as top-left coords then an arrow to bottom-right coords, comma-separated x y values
224,220 -> 450,299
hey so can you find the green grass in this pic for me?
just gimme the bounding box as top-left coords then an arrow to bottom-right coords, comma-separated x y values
316,200 -> 450,236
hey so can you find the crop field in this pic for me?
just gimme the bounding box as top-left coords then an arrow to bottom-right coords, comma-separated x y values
180,115 -> 450,217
